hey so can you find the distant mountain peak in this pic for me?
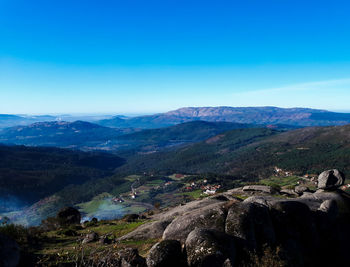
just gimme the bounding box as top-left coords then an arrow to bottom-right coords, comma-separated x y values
98,106 -> 350,129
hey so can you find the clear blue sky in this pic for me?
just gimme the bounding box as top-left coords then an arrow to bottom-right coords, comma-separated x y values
1,0 -> 350,114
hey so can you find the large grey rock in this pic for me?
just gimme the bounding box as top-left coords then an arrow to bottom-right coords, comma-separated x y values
300,191 -> 350,215
82,231 -> 99,244
280,189 -> 298,197
118,219 -> 172,241
318,199 -> 338,219
270,201 -> 319,266
163,202 -> 227,243
243,195 -> 278,208
294,185 -> 309,195
185,228 -> 235,267
119,198 -> 228,242
118,248 -> 146,267
146,240 -> 186,267
0,234 -> 20,267
225,202 -> 275,251
317,169 -> 345,190
242,185 -> 276,194
152,198 -> 226,222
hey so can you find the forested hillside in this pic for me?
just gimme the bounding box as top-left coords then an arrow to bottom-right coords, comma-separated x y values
0,145 -> 125,211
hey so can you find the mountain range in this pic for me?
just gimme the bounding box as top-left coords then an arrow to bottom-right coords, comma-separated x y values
97,106 -> 350,128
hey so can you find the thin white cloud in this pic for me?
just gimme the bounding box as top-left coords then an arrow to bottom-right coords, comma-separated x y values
230,78 -> 350,110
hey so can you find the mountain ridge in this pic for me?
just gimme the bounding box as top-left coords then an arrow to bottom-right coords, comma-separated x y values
97,106 -> 350,128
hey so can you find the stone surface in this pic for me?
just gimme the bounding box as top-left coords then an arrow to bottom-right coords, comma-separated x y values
280,189 -> 299,197
163,202 -> 227,243
118,248 -> 146,267
118,219 -> 172,241
82,231 -> 99,244
317,169 -> 345,190
242,185 -> 276,194
243,195 -> 277,207
0,234 -> 20,267
152,198 -> 226,222
185,228 -> 235,267
318,199 -> 338,219
146,240 -> 186,267
225,202 -> 275,251
294,185 -> 309,195
56,207 -> 81,226
270,201 -> 319,266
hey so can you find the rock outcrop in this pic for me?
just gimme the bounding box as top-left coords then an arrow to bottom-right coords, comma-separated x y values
82,231 -> 99,244
242,185 -> 276,194
225,202 -> 275,251
185,228 -> 235,267
118,248 -> 147,267
162,202 -> 227,242
317,169 -> 345,190
119,169 -> 350,267
146,240 -> 186,267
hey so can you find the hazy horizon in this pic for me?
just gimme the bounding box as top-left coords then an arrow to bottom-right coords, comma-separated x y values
3,105 -> 350,117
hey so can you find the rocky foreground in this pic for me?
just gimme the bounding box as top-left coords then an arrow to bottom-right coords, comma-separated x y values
117,169 -> 350,267
1,169 -> 350,267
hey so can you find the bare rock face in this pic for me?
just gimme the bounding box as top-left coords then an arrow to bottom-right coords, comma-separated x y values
82,231 -> 99,244
317,169 -> 345,190
118,248 -> 146,267
242,185 -> 276,194
146,240 -> 187,267
270,201 -> 319,266
185,228 -> 235,267
162,203 -> 227,243
294,185 -> 309,195
318,199 -> 338,219
0,234 -> 20,267
56,206 -> 81,226
225,202 -> 275,251
118,219 -> 173,241
280,189 -> 299,197
118,198 -> 228,242
152,198 -> 226,221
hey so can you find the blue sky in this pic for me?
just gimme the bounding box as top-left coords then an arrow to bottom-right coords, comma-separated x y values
1,0 -> 350,114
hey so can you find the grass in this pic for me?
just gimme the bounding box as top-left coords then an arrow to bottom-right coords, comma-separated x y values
260,176 -> 302,188
176,189 -> 203,199
124,175 -> 142,182
30,218 -> 150,266
168,174 -> 187,180
145,179 -> 165,187
77,193 -> 112,214
85,220 -> 146,237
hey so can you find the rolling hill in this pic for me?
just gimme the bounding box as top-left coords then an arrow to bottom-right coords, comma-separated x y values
0,144 -> 125,212
98,106 -> 350,128
0,120 -> 265,153
0,120 -> 136,150
116,121 -> 260,153
118,124 -> 350,178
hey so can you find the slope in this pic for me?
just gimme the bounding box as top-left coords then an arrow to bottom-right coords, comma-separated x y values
0,144 -> 125,212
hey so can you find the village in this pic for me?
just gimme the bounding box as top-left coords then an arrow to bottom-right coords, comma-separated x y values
110,173 -> 223,206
